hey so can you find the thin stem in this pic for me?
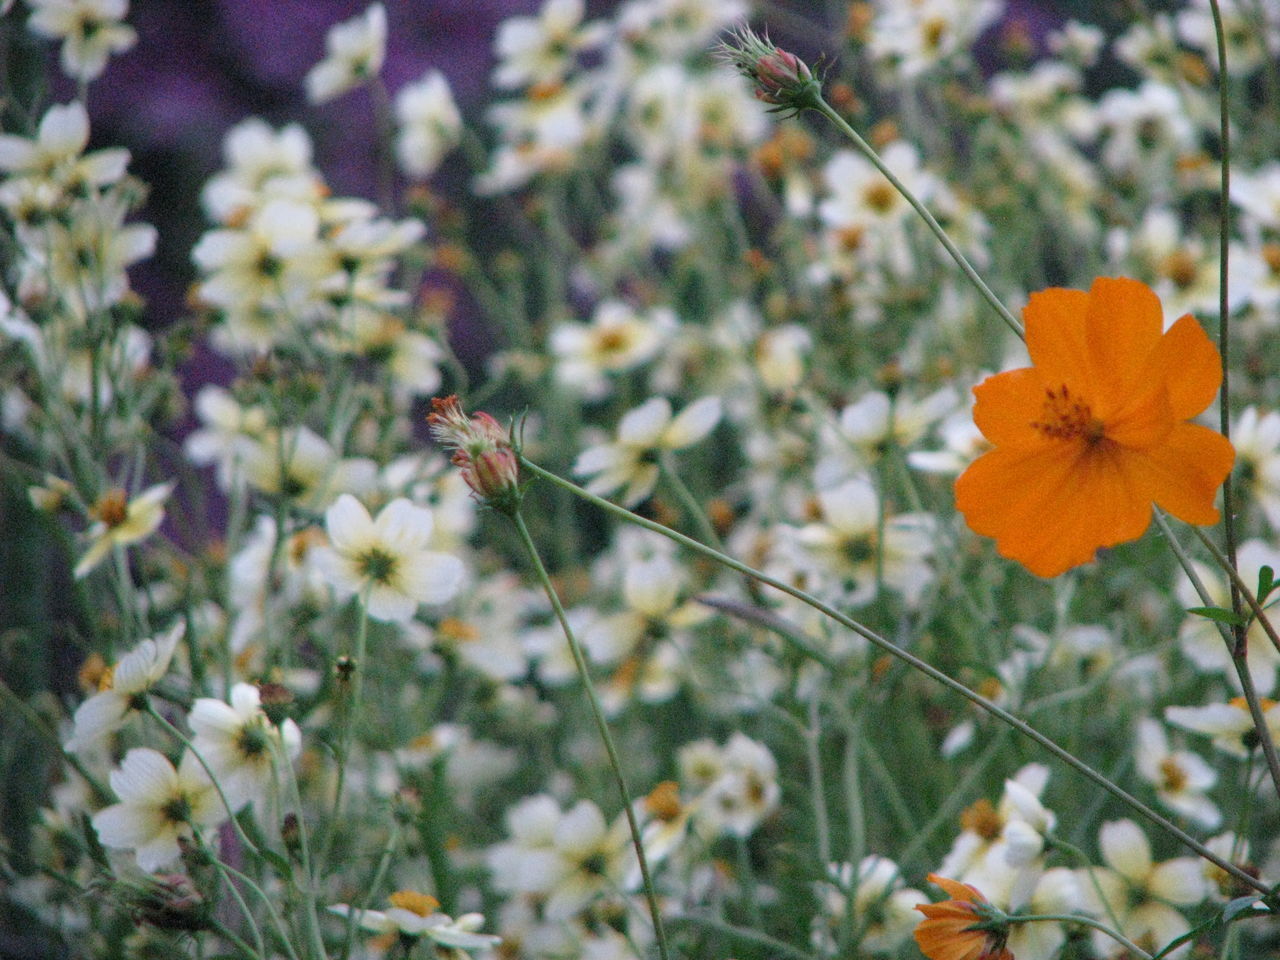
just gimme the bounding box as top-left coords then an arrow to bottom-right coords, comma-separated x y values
521,457 -> 1267,894
805,697 -> 833,868
659,452 -> 724,551
510,511 -> 672,960
1158,514 -> 1280,803
272,731 -> 330,960
1207,0 -> 1243,650
321,599 -> 372,868
666,914 -> 818,960
1009,914 -> 1152,960
809,97 -> 1025,340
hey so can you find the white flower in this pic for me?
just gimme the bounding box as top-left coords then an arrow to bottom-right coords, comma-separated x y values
549,301 -> 674,399
686,732 -> 779,839
315,494 -> 465,622
27,0 -> 136,81
1084,819 -> 1207,958
330,891 -> 501,952
66,623 -> 184,753
91,748 -> 225,872
305,3 -> 387,104
1134,720 -> 1220,830
188,683 -> 301,813
814,858 -> 925,954
75,482 -> 173,579
0,101 -> 129,188
1166,698 -> 1280,758
574,396 -> 721,506
492,0 -> 607,89
394,70 -> 462,179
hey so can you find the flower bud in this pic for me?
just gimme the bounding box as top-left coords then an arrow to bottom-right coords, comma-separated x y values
428,395 -> 523,515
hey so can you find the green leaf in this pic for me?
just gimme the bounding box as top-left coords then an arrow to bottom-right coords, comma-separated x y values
1223,895 -> 1265,923
1187,606 -> 1248,626
1259,565 -> 1277,603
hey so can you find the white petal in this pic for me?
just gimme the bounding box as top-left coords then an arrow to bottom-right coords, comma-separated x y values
1099,819 -> 1152,881
617,398 -> 672,447
325,494 -> 373,551
110,748 -> 177,803
662,396 -> 721,449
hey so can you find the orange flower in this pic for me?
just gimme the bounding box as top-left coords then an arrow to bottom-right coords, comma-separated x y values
954,277 -> 1234,577
914,874 -> 1013,960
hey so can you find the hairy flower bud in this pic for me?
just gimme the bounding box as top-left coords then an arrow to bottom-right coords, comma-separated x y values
428,395 -> 523,514
719,27 -> 822,116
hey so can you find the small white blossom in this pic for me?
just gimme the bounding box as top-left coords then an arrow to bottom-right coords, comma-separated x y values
305,3 -> 387,104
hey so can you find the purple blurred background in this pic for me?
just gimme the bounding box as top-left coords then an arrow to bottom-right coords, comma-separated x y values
55,0 -> 1081,355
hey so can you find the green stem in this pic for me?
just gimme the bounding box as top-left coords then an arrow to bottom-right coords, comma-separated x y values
1207,0 -> 1243,649
510,511 -> 672,960
1157,513 -> 1280,805
321,599 -> 372,869
1009,913 -> 1152,960
520,457 -> 1267,894
809,97 -> 1024,340
666,914 -> 817,960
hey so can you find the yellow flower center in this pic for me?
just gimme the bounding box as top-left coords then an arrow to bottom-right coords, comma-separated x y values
93,489 -> 130,528
1031,385 -> 1106,443
959,798 -> 1003,841
1159,757 -> 1188,793
387,890 -> 439,917
356,547 -> 398,585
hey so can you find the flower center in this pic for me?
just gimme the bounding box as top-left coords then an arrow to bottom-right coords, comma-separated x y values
236,720 -> 272,759
1031,385 -> 1106,443
356,547 -> 398,585
1159,757 -> 1188,793
161,793 -> 193,825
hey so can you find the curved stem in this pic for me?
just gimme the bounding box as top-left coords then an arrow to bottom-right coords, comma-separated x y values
809,97 -> 1025,340
510,511 -> 672,960
1008,914 -> 1152,960
521,457 -> 1267,894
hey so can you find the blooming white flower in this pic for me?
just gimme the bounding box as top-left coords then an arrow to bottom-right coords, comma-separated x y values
788,475 -> 937,608
1165,697 -> 1280,758
549,300 -> 674,399
305,3 -> 387,104
1083,819 -> 1207,958
0,101 -> 129,190
91,748 -> 225,872
66,623 -> 184,753
27,0 -> 137,81
394,70 -> 462,179
492,0 -> 607,89
813,857 -> 925,955
574,396 -> 721,506
867,0 -> 1003,81
315,494 -> 465,622
330,891 -> 501,952
682,732 -> 780,839
1134,719 -> 1220,829
188,683 -> 301,813
75,482 -> 173,579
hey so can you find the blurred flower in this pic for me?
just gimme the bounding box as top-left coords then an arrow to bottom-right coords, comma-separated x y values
493,0 -> 607,90
305,3 -> 387,104
1083,819 -> 1207,958
574,396 -> 721,507
75,482 -> 173,579
66,623 -> 184,754
394,70 -> 462,179
329,891 -> 501,953
1165,697 -> 1280,758
27,0 -> 136,82
315,494 -> 465,622
814,857 -> 925,955
1133,719 -> 1220,829
955,277 -> 1234,577
914,874 -> 1012,960
549,300 -> 674,399
91,748 -> 225,872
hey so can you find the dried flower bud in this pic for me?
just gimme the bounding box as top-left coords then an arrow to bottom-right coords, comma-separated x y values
130,874 -> 211,932
258,682 -> 294,727
718,26 -> 822,116
427,395 -> 523,515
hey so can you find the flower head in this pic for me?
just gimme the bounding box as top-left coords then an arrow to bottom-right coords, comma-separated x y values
75,482 -> 173,578
955,277 -> 1234,577
914,874 -> 1013,960
305,3 -> 387,104
428,395 -> 522,513
718,26 -> 821,115
315,494 -> 465,622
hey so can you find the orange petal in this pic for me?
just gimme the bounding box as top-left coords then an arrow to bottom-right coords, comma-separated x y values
925,874 -> 985,903
971,367 -> 1048,448
955,442 -> 1154,577
1024,287 -> 1092,391
1144,313 -> 1223,419
1124,423 -> 1235,525
1084,277 -> 1164,399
